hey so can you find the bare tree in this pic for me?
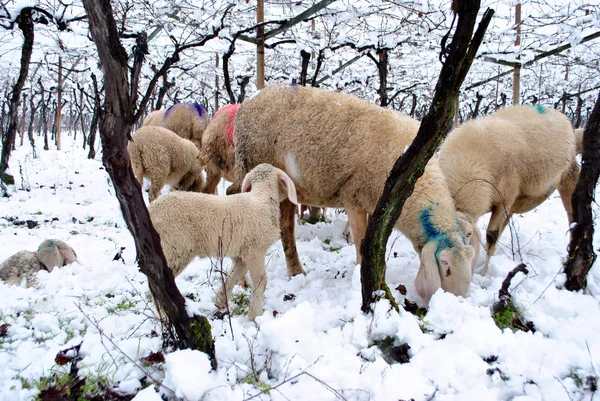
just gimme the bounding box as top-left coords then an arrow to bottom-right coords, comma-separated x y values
82,0 -> 216,366
564,91 -> 600,291
360,2 -> 494,312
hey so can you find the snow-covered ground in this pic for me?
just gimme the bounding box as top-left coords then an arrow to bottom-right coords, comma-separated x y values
1,134 -> 600,401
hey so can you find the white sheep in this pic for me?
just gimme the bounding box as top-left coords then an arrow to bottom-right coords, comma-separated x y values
143,103 -> 223,194
0,239 -> 78,286
203,84 -> 475,307
438,105 -> 579,274
148,163 -> 298,320
128,126 -> 205,202
142,103 -> 208,149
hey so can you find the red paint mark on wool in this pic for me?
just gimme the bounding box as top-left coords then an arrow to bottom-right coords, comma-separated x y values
216,104 -> 239,144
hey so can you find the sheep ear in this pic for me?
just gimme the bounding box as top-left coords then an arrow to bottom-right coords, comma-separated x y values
414,241 -> 442,307
276,169 -> 298,204
58,242 -> 78,265
241,173 -> 252,193
198,149 -> 211,166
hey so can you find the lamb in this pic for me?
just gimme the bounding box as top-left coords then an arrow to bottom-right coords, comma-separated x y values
148,163 -> 298,320
0,239 -> 78,286
202,84 -> 475,307
143,103 -> 222,194
438,105 -> 579,275
128,126 -> 205,202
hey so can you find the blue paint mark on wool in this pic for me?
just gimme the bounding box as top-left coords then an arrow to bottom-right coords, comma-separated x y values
535,104 -> 547,114
420,206 -> 462,261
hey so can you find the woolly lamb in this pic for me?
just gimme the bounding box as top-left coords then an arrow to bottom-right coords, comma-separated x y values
148,163 -> 298,320
143,103 -> 222,194
438,105 -> 579,274
0,239 -> 78,285
207,84 -> 474,307
128,126 -> 205,202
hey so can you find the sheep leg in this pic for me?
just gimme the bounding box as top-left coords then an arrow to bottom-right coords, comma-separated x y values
215,257 -> 248,312
246,254 -> 268,321
280,199 -> 306,276
482,207 -> 512,275
148,177 -> 166,203
346,208 -> 368,264
558,161 -> 580,223
204,161 -> 222,194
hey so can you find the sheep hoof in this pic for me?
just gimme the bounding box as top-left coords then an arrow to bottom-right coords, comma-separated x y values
287,265 -> 306,276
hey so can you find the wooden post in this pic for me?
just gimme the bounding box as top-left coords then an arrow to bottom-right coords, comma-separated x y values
256,0 -> 265,89
513,3 -> 521,105
215,53 -> 220,111
55,56 -> 62,150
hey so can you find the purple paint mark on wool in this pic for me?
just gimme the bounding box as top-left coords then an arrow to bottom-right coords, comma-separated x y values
164,104 -> 176,119
191,103 -> 207,119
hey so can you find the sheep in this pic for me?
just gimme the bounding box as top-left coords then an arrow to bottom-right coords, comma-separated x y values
128,126 -> 205,202
0,239 -> 78,286
198,104 -> 240,184
438,105 -> 579,275
204,84 -> 474,307
143,103 -> 222,194
148,163 -> 298,320
143,103 -> 208,149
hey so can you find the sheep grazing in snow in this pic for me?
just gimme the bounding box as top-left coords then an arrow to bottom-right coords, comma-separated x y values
148,163 -> 298,320
128,126 -> 205,203
198,104 -> 240,185
207,84 -> 474,307
0,239 -> 78,286
143,103 -> 208,149
438,105 -> 580,275
143,103 -> 221,194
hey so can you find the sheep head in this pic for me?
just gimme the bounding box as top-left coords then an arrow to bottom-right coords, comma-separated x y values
36,239 -> 78,272
241,164 -> 298,204
456,211 -> 480,276
414,208 -> 475,307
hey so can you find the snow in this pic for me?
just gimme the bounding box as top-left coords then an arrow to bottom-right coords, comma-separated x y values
1,132 -> 599,400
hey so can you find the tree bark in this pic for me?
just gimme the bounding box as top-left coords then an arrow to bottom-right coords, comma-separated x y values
19,94 -> 27,147
564,91 -> 600,291
360,2 -> 494,313
376,48 -> 389,107
0,8 -> 35,187
87,73 -> 100,160
27,93 -> 37,158
82,0 -> 216,367
299,49 -> 311,86
55,56 -> 63,150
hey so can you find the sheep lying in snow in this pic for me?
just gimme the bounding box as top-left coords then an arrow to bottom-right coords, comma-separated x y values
205,84 -> 474,307
0,239 -> 78,286
438,105 -> 579,275
128,126 -> 205,202
143,103 -> 221,194
148,163 -> 298,320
